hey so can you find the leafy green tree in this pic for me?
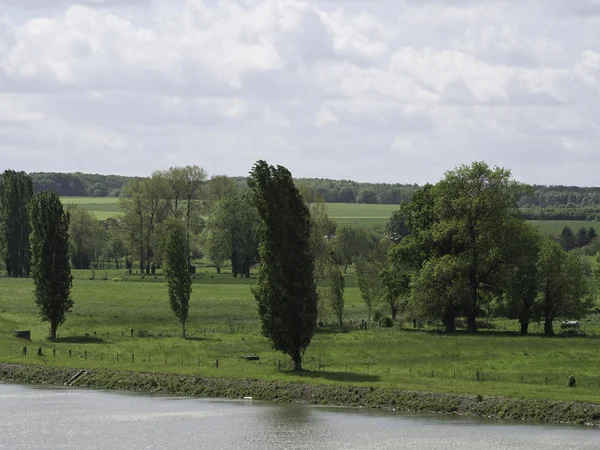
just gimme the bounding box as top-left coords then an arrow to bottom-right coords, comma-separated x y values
298,184 -> 336,284
559,226 -> 576,251
164,166 -> 208,269
355,239 -> 389,323
249,160 -> 317,371
0,170 -> 33,277
432,162 -> 530,332
411,255 -> 469,332
496,222 -> 541,335
538,237 -> 590,336
380,267 -> 410,321
29,192 -> 73,341
206,175 -> 237,205
335,225 -> 371,272
67,205 -> 95,269
206,193 -> 258,277
162,220 -> 192,337
201,228 -> 229,274
326,253 -> 345,328
357,189 -> 378,204
118,173 -> 173,273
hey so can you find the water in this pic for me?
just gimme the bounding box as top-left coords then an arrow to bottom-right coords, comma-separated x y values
0,383 -> 598,449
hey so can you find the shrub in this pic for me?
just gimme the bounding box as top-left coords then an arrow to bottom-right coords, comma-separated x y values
373,310 -> 383,322
379,317 -> 394,328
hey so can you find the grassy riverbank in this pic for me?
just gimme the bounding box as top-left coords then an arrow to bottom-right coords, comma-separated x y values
2,275 -> 600,407
2,363 -> 600,427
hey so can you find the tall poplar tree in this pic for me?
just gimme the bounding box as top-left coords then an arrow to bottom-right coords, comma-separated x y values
0,170 -> 33,277
29,191 -> 73,341
248,161 -> 317,371
162,220 -> 192,337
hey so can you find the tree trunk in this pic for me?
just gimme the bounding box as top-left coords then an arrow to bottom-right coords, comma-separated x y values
520,321 -> 529,336
182,321 -> 186,338
344,263 -> 348,274
443,309 -> 456,333
544,317 -> 554,336
292,348 -> 302,371
216,265 -> 221,274
390,300 -> 398,321
49,322 -> 57,341
467,314 -> 477,333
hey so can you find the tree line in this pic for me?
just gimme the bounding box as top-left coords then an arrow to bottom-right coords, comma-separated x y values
19,171 -> 600,208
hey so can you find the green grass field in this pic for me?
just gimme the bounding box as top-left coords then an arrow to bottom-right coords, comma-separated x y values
2,273 -> 600,404
60,197 -> 600,233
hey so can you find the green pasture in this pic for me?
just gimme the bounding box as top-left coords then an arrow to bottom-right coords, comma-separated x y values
59,197 -> 600,232
528,220 -> 600,236
2,274 -> 600,403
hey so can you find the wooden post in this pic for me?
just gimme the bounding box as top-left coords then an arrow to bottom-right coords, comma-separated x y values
69,349 -> 71,358
84,351 -> 87,359
132,353 -> 134,363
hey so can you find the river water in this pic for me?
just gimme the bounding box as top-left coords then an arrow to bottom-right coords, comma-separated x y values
0,383 -> 598,449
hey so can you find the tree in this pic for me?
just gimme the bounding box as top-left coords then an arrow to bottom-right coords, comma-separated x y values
118,174 -> 173,273
206,193 -> 258,277
248,160 -> 317,371
67,205 -> 95,269
559,226 -> 576,251
357,189 -> 377,204
29,191 -> 73,341
0,170 -> 33,277
162,220 -> 192,338
538,237 -> 590,336
335,225 -> 371,272
326,253 -> 345,328
206,175 -> 237,205
298,184 -> 336,284
355,239 -> 389,323
165,166 -> 208,269
380,267 -> 410,321
497,222 -> 541,335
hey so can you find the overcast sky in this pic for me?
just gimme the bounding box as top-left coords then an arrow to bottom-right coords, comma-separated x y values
1,0 -> 599,185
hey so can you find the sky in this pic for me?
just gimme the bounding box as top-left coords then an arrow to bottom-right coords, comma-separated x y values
0,0 -> 599,186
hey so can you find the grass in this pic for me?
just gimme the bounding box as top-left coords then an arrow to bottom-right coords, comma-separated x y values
529,220 -> 600,236
60,197 -> 600,232
3,274 -> 600,404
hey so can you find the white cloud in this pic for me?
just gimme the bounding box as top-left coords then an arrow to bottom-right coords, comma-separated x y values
0,0 -> 599,185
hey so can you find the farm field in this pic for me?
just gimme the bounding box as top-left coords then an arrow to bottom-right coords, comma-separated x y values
2,275 -> 600,404
60,197 -> 600,233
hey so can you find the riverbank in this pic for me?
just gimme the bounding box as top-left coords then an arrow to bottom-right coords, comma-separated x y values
2,363 -> 600,427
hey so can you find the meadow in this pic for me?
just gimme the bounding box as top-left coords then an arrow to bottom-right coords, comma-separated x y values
3,272 -> 600,404
60,197 -> 600,233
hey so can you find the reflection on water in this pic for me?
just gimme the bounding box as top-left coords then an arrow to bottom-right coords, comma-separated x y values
0,383 -> 598,449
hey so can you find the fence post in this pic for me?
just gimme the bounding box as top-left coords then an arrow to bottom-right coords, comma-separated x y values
84,351 -> 87,359
132,353 -> 134,363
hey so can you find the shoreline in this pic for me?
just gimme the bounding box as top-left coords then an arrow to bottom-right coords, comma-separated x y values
1,363 -> 600,427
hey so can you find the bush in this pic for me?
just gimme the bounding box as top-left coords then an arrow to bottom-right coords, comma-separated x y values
373,310 -> 383,322
379,317 -> 394,328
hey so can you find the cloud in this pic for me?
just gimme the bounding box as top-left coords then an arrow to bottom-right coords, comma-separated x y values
0,0 -> 599,185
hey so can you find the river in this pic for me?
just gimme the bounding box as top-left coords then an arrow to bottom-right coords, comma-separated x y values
0,383 -> 598,449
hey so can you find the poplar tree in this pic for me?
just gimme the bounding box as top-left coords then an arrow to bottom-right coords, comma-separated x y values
248,161 -> 317,371
29,191 -> 73,341
162,220 -> 192,338
0,170 -> 33,277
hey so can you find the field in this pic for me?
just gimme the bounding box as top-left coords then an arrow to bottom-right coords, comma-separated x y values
2,273 -> 600,404
60,197 -> 600,233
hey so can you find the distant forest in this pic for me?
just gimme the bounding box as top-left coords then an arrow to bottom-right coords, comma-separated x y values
23,172 -> 600,220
